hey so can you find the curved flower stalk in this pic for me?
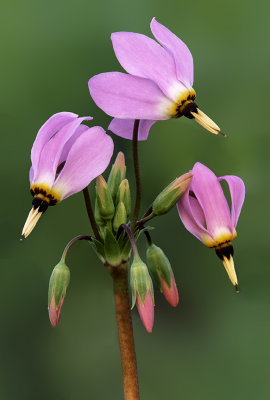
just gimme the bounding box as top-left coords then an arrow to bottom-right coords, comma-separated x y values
177,162 -> 245,290
21,112 -> 114,239
89,18 -> 223,141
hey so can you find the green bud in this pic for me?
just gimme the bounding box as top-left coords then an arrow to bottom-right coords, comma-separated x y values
146,244 -> 173,289
96,175 -> 115,220
113,201 -> 127,233
130,256 -> 154,309
152,172 -> 193,216
48,260 -> 70,309
104,227 -> 122,266
116,179 -> 131,217
107,152 -> 126,202
95,199 -> 105,227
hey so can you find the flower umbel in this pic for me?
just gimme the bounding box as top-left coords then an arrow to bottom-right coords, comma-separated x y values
21,112 -> 114,239
89,18 -> 223,141
177,162 -> 245,290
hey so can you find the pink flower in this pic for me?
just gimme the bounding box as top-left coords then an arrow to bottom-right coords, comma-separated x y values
22,112 -> 114,238
89,18 -> 222,141
177,162 -> 245,290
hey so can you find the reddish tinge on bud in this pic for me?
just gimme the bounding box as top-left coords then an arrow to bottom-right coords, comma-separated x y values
136,290 -> 154,333
48,291 -> 65,327
146,243 -> 179,307
160,276 -> 179,307
130,256 -> 155,333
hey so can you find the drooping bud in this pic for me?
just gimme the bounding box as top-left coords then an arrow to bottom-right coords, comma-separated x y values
48,260 -> 70,327
104,227 -> 122,266
130,256 -> 154,333
146,244 -> 179,307
152,172 -> 193,216
107,152 -> 126,201
113,202 -> 127,233
96,175 -> 115,220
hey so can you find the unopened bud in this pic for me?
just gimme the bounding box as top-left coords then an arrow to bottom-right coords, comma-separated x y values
48,260 -> 70,327
113,202 -> 127,233
95,199 -> 105,227
152,172 -> 193,216
108,152 -> 126,201
146,244 -> 179,307
96,175 -> 115,220
116,179 -> 131,217
130,256 -> 154,333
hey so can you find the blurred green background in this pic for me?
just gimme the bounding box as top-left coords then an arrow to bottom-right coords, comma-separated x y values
0,0 -> 269,399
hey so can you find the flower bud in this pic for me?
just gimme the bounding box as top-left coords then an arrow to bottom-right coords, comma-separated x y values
113,201 -> 127,233
116,179 -> 131,217
130,256 -> 154,332
96,175 -> 115,220
94,199 -> 105,227
104,227 -> 122,266
146,244 -> 179,307
107,152 -> 126,202
152,172 -> 193,216
48,260 -> 70,327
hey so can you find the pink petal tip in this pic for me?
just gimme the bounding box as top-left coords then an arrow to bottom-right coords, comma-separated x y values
137,291 -> 154,333
161,276 -> 179,307
48,295 -> 64,327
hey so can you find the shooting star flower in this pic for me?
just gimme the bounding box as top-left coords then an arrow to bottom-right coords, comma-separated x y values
177,162 -> 245,291
21,112 -> 114,239
89,18 -> 223,141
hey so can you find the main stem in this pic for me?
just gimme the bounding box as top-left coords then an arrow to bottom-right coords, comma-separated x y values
111,263 -> 140,400
130,120 -> 141,231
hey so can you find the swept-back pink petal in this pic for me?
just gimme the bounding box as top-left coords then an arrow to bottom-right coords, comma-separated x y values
53,127 -> 114,199
108,118 -> 157,141
49,294 -> 64,327
31,112 -> 78,177
161,276 -> 179,307
150,18 -> 194,87
111,32 -> 187,102
190,163 -> 234,239
137,290 -> 154,333
177,188 -> 213,243
33,117 -> 92,187
218,175 -> 245,228
89,72 -> 174,120
58,124 -> 89,165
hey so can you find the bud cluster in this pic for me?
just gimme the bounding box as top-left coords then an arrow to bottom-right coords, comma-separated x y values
46,152 -> 191,329
95,152 -> 131,240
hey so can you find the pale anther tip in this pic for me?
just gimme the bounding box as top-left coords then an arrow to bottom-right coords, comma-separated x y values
20,234 -> 25,242
235,284 -> 239,293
